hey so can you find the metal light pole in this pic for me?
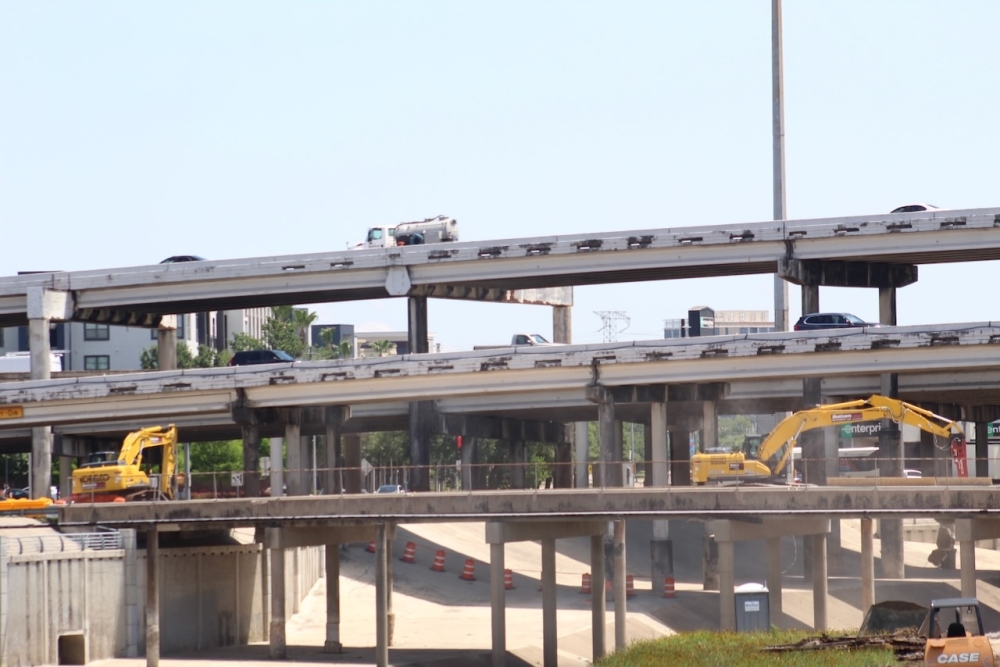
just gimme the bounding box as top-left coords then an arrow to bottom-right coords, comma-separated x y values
772,0 -> 790,332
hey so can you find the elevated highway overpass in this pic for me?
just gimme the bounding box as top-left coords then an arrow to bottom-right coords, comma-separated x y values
1,206 -> 998,327
1,323 -> 998,430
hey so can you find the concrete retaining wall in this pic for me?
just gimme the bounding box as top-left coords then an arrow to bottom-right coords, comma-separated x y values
0,533 -> 324,666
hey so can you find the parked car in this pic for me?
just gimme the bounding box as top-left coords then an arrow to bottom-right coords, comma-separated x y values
375,484 -> 405,494
160,255 -> 207,263
890,204 -> 941,214
793,313 -> 878,332
904,469 -> 923,479
229,350 -> 295,366
5,487 -> 29,499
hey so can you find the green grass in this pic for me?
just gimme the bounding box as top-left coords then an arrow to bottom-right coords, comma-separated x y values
595,629 -> 903,667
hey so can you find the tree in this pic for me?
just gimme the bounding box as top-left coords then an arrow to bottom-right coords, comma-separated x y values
370,339 -> 394,357
139,342 -> 212,371
292,309 -> 318,345
231,332 -> 266,352
718,415 -> 757,451
188,440 -> 244,472
262,317 -> 304,358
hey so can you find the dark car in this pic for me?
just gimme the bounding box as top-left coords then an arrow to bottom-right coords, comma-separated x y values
793,313 -> 878,331
375,484 -> 405,494
160,255 -> 207,263
6,487 -> 29,499
229,350 -> 295,366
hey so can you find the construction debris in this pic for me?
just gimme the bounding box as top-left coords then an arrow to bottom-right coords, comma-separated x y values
764,630 -> 925,662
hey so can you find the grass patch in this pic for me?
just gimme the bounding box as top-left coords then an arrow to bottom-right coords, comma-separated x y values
596,629 -> 903,667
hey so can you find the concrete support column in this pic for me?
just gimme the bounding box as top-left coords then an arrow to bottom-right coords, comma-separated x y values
918,428 -> 936,477
703,533 -> 719,590
650,401 -> 672,585
642,422 -> 652,486
701,400 -> 718,452
597,393 -> 616,488
554,439 -> 572,489
269,533 -> 286,659
510,439 -> 526,489
58,455 -> 71,501
670,427 -> 691,487
542,538 -> 557,666
861,518 -> 875,622
957,519 -> 977,598
145,528 -> 160,667
283,410 -> 304,496
324,545 -> 342,653
461,436 -> 477,491
408,401 -> 433,492
766,537 -> 783,622
122,530 -> 140,657
812,533 -> 828,630
344,434 -> 363,494
407,296 -> 430,493
878,286 -> 905,579
156,315 -> 178,371
802,284 -> 820,316
240,420 -> 262,498
375,522 -> 389,667
975,421 -> 990,478
324,406 -> 347,495
574,422 -> 589,488
719,539 -> 736,630
650,401 -> 668,487
590,534 -> 606,662
612,520 -> 626,650
269,437 -> 283,497
29,317 -> 53,499
490,542 -> 506,667
552,305 -> 571,345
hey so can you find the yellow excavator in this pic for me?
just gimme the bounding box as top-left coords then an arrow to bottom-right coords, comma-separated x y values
70,425 -> 179,502
691,396 -> 965,485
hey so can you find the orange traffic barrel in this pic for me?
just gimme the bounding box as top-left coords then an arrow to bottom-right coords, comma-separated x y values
580,573 -> 592,595
430,549 -> 446,572
459,558 -> 476,581
504,568 -> 514,590
663,576 -> 676,598
626,574 -> 636,598
365,541 -> 376,554
400,541 -> 416,564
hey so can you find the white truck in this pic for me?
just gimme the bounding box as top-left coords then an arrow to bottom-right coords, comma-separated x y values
473,334 -> 558,351
359,215 -> 459,249
0,352 -> 64,373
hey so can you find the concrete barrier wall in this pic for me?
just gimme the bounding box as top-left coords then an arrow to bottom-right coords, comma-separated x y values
0,534 -> 325,666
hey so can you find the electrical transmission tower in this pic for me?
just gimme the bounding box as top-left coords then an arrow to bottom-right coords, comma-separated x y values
594,311 -> 630,343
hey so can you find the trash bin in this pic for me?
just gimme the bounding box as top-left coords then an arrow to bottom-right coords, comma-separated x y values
734,583 -> 770,632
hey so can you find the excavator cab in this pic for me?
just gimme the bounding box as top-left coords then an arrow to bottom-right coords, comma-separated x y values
924,598 -> 993,666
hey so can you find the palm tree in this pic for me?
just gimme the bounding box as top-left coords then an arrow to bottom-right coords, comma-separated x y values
334,341 -> 353,359
292,309 -> 318,346
271,305 -> 294,322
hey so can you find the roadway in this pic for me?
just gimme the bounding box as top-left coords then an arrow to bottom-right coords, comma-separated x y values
1,206 -> 997,327
57,483 -> 1000,530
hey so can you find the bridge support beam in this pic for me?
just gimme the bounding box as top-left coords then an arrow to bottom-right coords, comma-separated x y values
268,529 -> 286,659
861,518 -> 875,622
233,409 -> 262,498
487,519 -> 607,666
711,518 -> 830,631
574,422 -> 589,488
375,522 -> 389,667
283,409 -> 305,496
879,285 -> 905,579
27,290 -> 58,499
586,387 -> 617,488
649,400 -> 672,586
324,406 -> 348,495
766,537 -> 783,621
155,315 -> 177,371
975,421 -> 990,478
324,545 -> 342,653
591,534 -> 606,662
145,527 -> 160,667
344,434 -> 362,494
461,436 -> 477,490
953,518 -> 1000,598
510,439 -> 526,489
612,520 -> 627,650
407,296 -> 431,492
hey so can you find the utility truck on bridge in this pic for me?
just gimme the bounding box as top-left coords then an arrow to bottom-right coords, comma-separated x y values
358,215 -> 459,249
691,396 -> 966,485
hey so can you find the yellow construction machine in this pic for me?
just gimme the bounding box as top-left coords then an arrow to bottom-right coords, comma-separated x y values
923,597 -> 994,666
690,396 -> 965,484
70,425 -> 179,502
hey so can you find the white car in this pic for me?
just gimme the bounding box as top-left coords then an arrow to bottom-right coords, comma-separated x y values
904,469 -> 923,479
890,204 -> 942,214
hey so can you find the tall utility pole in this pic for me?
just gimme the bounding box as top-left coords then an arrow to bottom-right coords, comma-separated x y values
772,0 -> 790,332
594,311 -> 630,343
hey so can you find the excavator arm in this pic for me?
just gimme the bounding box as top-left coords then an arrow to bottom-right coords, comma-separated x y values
758,396 -> 964,477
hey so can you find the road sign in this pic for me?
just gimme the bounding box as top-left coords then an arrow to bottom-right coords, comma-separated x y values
231,472 -> 244,488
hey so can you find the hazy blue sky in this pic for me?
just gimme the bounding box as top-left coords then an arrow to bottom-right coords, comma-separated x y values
2,2 -> 998,351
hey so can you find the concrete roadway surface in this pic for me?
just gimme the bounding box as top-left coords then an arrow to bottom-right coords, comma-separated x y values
90,519 -> 1000,667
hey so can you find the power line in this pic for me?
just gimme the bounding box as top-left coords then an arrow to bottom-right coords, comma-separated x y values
593,311 -> 630,343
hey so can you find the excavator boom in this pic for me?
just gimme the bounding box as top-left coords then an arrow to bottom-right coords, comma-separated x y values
71,425 -> 179,502
691,396 -> 964,484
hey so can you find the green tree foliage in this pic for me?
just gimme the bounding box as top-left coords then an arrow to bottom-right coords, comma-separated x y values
262,317 -> 304,358
230,332 -> 266,353
188,440 -> 244,473
370,339 -> 394,356
1,453 -> 30,491
292,309 -> 318,344
139,342 -> 208,370
718,415 -> 757,452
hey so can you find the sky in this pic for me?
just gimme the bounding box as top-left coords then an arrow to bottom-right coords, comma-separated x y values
2,1 -> 999,352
